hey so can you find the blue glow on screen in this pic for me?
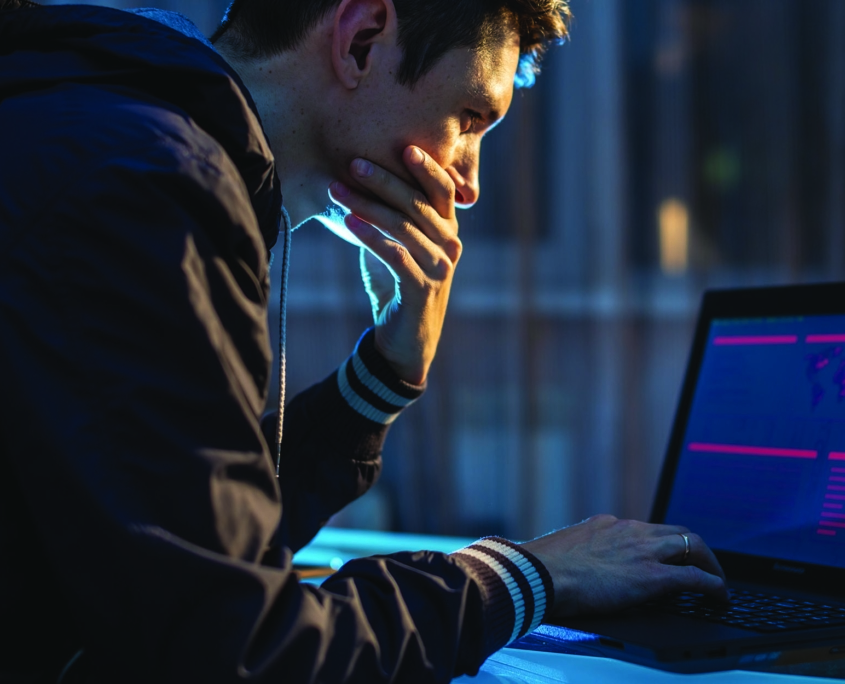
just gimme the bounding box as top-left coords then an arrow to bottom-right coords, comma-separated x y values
664,314 -> 845,568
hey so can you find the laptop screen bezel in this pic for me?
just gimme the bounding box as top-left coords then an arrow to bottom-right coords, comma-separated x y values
650,281 -> 845,597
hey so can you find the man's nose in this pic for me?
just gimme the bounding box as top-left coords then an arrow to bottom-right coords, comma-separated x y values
454,174 -> 479,208
451,145 -> 481,208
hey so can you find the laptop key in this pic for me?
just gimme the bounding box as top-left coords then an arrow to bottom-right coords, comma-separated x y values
653,591 -> 845,633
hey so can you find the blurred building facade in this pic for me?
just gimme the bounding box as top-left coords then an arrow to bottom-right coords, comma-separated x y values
41,0 -> 845,540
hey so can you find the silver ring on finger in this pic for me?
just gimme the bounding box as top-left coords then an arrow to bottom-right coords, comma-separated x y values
678,533 -> 691,564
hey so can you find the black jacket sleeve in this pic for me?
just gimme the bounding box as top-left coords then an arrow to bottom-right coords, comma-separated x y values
0,134 -> 549,682
261,326 -> 426,555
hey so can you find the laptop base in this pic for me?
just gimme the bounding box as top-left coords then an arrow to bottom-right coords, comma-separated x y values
512,624 -> 845,676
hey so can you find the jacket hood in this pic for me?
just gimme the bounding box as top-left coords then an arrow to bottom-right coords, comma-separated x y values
0,3 -> 281,250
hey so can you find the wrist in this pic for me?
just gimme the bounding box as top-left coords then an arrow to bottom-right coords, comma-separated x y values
452,537 -> 554,649
381,358 -> 429,386
335,329 -> 425,425
372,331 -> 431,386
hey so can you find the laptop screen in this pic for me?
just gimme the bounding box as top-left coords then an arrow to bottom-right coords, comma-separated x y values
663,313 -> 845,569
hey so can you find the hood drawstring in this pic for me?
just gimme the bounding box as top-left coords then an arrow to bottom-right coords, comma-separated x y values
275,206 -> 292,477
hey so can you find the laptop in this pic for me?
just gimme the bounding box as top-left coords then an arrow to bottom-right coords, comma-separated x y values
513,282 -> 845,674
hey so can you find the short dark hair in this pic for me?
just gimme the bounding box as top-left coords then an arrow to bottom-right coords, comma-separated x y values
211,0 -> 571,88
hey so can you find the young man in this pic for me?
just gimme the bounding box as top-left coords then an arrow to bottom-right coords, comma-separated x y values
0,0 -> 728,681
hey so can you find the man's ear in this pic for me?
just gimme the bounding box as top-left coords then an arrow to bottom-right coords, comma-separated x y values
331,0 -> 397,90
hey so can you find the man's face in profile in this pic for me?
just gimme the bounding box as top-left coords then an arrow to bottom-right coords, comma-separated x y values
328,28 -> 521,213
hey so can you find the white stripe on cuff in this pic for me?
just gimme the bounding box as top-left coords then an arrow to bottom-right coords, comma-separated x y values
337,359 -> 398,425
456,547 -> 526,643
351,352 -> 417,408
474,539 -> 548,632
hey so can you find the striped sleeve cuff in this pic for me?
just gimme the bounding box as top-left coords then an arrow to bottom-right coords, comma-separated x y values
336,328 -> 425,425
451,537 -> 554,651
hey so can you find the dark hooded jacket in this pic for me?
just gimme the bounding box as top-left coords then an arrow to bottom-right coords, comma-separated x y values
0,4 -> 549,682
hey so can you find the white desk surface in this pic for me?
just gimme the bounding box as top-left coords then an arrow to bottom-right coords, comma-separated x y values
453,648 -> 840,683
297,529 -> 841,683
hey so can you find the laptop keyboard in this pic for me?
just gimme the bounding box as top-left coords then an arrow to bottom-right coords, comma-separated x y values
649,590 -> 845,633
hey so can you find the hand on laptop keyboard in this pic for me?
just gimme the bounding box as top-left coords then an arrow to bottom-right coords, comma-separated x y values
519,514 -> 729,619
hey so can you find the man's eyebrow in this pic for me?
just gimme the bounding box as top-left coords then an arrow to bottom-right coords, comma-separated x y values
486,107 -> 502,123
467,82 -> 507,125
480,89 -> 509,124
472,97 -> 501,125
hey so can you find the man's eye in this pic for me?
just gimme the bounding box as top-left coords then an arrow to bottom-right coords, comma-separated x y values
461,111 -> 483,134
